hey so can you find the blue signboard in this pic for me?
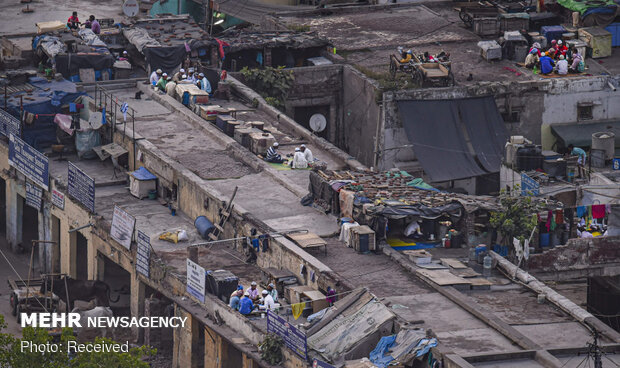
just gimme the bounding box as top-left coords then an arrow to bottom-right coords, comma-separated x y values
25,182 -> 42,210
521,173 -> 539,196
0,109 -> 20,138
8,134 -> 49,190
313,359 -> 335,368
266,310 -> 307,360
613,158 -> 620,171
136,230 -> 151,279
67,162 -> 95,213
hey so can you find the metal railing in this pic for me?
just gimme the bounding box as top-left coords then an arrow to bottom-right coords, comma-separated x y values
93,84 -> 138,169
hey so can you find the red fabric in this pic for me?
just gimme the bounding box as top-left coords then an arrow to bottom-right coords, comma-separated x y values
592,204 -> 606,219
215,38 -> 230,60
68,16 -> 79,23
545,210 -> 552,232
555,209 -> 564,224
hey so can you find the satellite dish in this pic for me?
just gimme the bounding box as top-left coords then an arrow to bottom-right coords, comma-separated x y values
309,113 -> 327,133
123,0 -> 139,17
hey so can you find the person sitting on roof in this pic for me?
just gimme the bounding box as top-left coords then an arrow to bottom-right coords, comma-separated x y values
266,283 -> 278,302
300,144 -> 313,163
229,285 -> 244,311
198,72 -> 212,94
524,48 -> 539,69
188,68 -> 196,83
67,11 -> 80,30
529,42 -> 542,57
248,281 -> 260,302
555,39 -> 568,58
173,68 -> 185,83
150,69 -> 162,86
156,72 -> 168,91
165,76 -> 176,97
290,147 -> 308,169
238,291 -> 254,315
118,50 -> 129,61
265,142 -> 284,163
404,219 -> 423,239
539,52 -> 555,75
261,290 -> 276,311
400,49 -> 413,63
555,55 -> 568,75
85,15 -> 100,34
569,47 -> 584,73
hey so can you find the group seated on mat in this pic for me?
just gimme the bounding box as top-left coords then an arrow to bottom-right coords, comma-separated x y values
524,39 -> 585,76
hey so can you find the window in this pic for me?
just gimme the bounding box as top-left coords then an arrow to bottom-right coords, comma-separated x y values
501,111 -> 521,123
578,103 -> 593,121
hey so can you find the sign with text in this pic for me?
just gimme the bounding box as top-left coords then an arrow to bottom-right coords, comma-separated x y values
613,158 -> 620,171
521,172 -> 539,197
313,360 -> 335,368
267,310 -> 307,360
136,230 -> 150,278
110,205 -> 135,250
186,259 -> 206,303
25,182 -> 42,210
51,189 -> 65,210
67,162 -> 95,213
8,134 -> 49,190
0,109 -> 20,138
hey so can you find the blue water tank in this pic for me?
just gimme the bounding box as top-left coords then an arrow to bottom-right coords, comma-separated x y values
195,216 -> 215,240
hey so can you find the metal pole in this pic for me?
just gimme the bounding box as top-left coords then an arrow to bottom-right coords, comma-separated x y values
4,85 -> 7,110
19,96 -> 23,138
132,110 -> 136,170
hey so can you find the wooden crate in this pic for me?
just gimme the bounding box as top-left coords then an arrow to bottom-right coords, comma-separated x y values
350,225 -> 375,253
473,18 -> 500,37
578,27 -> 612,59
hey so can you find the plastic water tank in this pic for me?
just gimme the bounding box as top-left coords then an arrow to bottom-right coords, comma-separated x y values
194,216 -> 215,240
592,131 -> 615,160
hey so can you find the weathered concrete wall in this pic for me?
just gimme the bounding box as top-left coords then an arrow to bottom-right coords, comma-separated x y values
528,236 -> 620,278
342,65 -> 381,168
380,75 -> 620,171
284,65 -> 343,144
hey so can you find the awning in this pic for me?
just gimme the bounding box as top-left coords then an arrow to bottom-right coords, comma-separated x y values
397,97 -> 507,182
551,121 -> 620,148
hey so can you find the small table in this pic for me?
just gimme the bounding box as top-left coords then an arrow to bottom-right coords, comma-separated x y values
286,231 -> 327,255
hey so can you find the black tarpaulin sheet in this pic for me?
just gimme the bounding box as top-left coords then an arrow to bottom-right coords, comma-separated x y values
397,97 -> 507,182
144,45 -> 187,74
369,201 -> 464,221
55,53 -> 115,78
551,121 -> 620,148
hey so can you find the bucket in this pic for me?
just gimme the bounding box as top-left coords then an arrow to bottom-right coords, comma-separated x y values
148,190 -> 157,200
194,216 -> 215,240
540,233 -> 550,247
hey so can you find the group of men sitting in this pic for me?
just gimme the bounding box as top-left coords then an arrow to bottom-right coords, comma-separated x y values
67,12 -> 100,34
149,67 -> 212,97
229,282 -> 278,315
266,142 -> 314,169
524,39 -> 584,75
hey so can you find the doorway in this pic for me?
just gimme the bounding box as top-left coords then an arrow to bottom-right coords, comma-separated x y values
20,194 -> 39,270
99,252 -> 131,316
75,232 -> 88,280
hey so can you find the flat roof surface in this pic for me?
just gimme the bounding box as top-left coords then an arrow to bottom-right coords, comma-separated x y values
279,4 -> 620,86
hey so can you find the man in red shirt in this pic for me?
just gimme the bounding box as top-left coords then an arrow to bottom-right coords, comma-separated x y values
67,12 -> 80,30
555,39 -> 568,58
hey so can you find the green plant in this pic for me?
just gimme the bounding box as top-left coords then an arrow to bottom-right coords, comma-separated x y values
240,66 -> 294,110
489,185 -> 542,249
0,314 -> 156,368
258,333 -> 283,365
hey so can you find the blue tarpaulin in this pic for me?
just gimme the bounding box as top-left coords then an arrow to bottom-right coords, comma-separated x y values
369,335 -> 398,368
131,167 -> 157,181
369,330 -> 438,368
1,77 -> 84,149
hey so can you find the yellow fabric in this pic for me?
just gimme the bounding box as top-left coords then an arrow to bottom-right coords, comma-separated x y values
292,302 -> 306,320
400,54 -> 413,63
159,231 -> 179,243
386,237 -> 416,247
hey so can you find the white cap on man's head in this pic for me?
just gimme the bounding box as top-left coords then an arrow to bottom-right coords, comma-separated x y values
301,144 -> 306,148
244,291 -> 250,296
251,281 -> 257,286
273,142 -> 279,147
182,74 -> 187,79
295,147 -> 301,152
123,50 -> 128,54
262,290 -> 268,295
162,73 -> 167,77
199,72 -> 204,77
180,68 -> 185,73
156,69 -> 162,74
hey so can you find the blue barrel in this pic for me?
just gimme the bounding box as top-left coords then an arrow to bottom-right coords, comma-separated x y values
195,216 -> 215,239
539,233 -> 550,247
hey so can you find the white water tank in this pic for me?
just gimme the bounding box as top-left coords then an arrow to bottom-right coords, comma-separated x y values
591,132 -> 615,160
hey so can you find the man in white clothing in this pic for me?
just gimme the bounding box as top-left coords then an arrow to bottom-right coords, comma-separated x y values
290,147 -> 308,169
555,55 -> 568,75
300,144 -> 313,162
149,69 -> 162,85
261,290 -> 275,311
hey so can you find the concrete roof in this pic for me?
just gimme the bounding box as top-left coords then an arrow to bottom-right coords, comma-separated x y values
278,3 -> 620,86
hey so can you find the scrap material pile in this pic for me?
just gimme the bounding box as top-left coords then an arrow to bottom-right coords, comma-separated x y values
123,17 -> 215,72
309,169 -> 500,233
217,29 -> 330,53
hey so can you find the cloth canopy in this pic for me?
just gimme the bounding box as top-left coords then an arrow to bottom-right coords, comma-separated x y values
397,96 -> 507,182
367,200 -> 464,222
551,121 -> 620,148
144,45 -> 187,74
